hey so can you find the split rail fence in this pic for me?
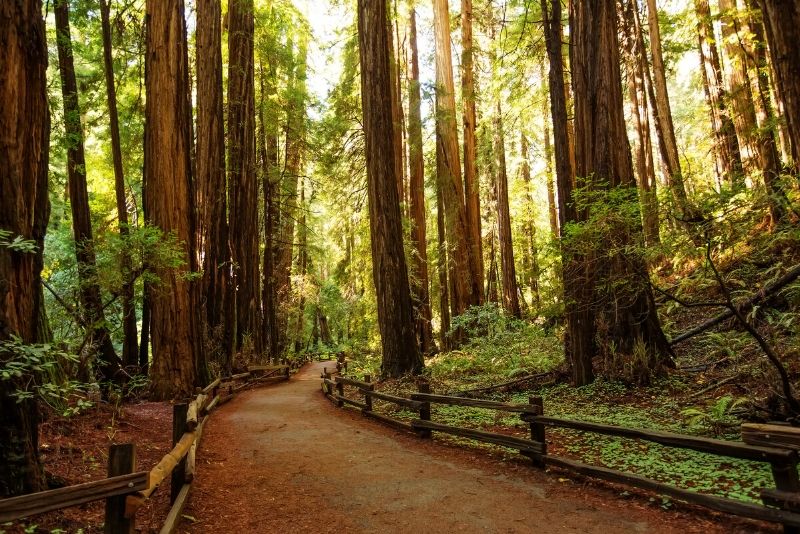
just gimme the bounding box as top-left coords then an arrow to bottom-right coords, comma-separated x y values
321,367 -> 800,533
0,363 -> 296,533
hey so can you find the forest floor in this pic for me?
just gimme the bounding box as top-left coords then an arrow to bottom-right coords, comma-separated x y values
3,401 -> 175,533
178,361 -> 774,533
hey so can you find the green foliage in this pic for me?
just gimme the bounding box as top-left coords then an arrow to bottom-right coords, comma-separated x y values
681,396 -> 748,436
0,229 -> 38,254
0,336 -> 92,417
426,304 -> 563,382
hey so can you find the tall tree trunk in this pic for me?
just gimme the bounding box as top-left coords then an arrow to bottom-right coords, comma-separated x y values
718,0 -> 762,178
486,229 -> 499,304
493,102 -> 521,318
388,8 -> 405,204
436,180 -> 451,352
0,0 -> 49,496
644,0 -> 694,219
408,10 -> 434,355
259,60 -> 280,362
145,0 -> 201,399
293,180 -> 307,353
356,0 -> 422,377
541,61 -> 560,240
228,0 -> 259,353
742,3 -> 787,225
433,0 -> 480,320
571,0 -> 671,384
542,0 -> 592,384
276,40 -> 307,356
694,0 -> 744,186
196,0 -> 230,370
55,0 -> 121,384
461,0 -> 484,299
100,0 -> 138,368
621,0 -> 660,247
520,134 -> 541,305
759,0 -> 800,166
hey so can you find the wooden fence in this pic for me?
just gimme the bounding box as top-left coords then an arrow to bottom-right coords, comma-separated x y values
321,369 -> 800,533
0,364 -> 294,533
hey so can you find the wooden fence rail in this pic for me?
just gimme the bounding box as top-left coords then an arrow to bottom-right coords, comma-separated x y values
0,364 -> 294,533
323,372 -> 800,533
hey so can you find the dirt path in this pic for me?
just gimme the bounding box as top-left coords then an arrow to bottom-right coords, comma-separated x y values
180,362 -> 757,533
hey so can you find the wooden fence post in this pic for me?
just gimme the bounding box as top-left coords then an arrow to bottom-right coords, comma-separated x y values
171,403 -> 189,504
336,378 -> 345,407
363,375 -> 373,412
104,443 -> 135,534
529,396 -> 546,467
772,459 -> 800,534
417,380 -> 432,438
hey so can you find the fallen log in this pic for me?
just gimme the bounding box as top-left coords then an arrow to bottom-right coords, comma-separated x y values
670,263 -> 800,346
454,371 -> 556,395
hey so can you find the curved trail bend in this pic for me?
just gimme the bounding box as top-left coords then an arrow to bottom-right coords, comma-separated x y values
181,362 -> 738,533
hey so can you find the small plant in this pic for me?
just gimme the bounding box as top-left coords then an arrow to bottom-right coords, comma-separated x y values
681,396 -> 748,436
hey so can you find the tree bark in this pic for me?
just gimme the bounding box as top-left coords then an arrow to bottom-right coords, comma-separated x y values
520,133 -> 541,305
228,0 -> 259,352
100,0 -> 138,368
145,0 -> 201,399
196,0 -> 230,367
276,40 -> 307,356
542,0 -> 592,384
433,0 -> 480,320
259,59 -> 280,362
387,8 -> 405,205
694,0 -> 744,186
408,10 -> 434,355
55,0 -> 121,384
293,180 -> 307,353
742,3 -> 787,225
541,61 -> 560,240
493,102 -> 521,318
571,0 -> 671,385
759,0 -> 800,166
718,0 -> 761,178
0,0 -> 49,496
461,0 -> 484,299
357,0 -> 422,377
644,0 -> 694,217
621,0 -> 660,247
436,176 -> 451,352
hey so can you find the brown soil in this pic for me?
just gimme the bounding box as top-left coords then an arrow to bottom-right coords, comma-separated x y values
181,362 -> 772,533
3,401 -> 174,533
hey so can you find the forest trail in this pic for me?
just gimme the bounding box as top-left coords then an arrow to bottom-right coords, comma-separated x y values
180,362 -> 732,533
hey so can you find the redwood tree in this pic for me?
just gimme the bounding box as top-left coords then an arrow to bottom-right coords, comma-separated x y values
228,0 -> 260,352
196,0 -> 230,366
408,9 -> 434,354
433,0 -> 480,320
461,0 -> 484,297
0,0 -> 50,496
694,0 -> 743,186
570,0 -> 671,384
357,0 -> 422,377
145,0 -> 201,399
493,101 -> 520,318
759,0 -> 800,165
100,0 -> 138,367
55,0 -> 121,383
